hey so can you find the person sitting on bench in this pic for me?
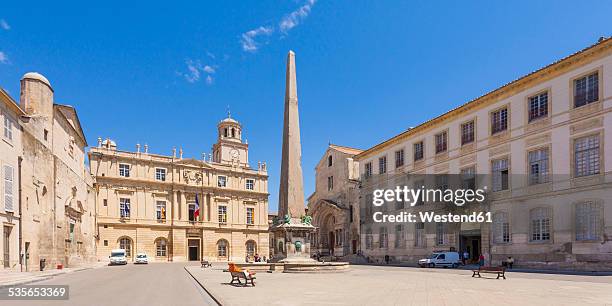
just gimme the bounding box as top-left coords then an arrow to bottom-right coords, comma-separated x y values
229,262 -> 255,280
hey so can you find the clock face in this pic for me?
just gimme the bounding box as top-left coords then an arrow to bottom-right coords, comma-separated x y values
230,149 -> 239,158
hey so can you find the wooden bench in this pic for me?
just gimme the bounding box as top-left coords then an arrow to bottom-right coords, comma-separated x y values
201,260 -> 212,268
229,271 -> 256,286
472,266 -> 506,279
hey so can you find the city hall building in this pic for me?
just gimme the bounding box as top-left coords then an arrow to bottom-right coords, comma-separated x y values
90,115 -> 270,262
355,37 -> 612,270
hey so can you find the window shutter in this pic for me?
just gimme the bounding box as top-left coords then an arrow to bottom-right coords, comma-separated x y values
4,165 -> 14,211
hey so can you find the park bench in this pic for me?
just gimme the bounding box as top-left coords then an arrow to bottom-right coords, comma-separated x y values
472,266 -> 506,279
201,260 -> 212,268
229,271 -> 257,286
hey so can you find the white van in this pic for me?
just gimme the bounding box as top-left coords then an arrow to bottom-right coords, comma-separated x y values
418,252 -> 460,268
109,249 -> 128,265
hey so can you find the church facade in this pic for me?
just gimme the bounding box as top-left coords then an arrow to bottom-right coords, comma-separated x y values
89,116 -> 270,262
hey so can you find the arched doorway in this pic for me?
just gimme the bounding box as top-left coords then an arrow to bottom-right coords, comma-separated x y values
118,237 -> 133,260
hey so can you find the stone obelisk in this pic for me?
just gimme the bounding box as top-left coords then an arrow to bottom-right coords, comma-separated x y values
278,50 -> 305,219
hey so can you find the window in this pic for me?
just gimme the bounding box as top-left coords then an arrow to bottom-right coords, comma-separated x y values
378,156 -> 387,174
246,207 -> 254,225
461,167 -> 476,190
156,201 -> 166,221
155,168 -> 166,181
461,121 -> 475,145
394,224 -> 404,248
435,131 -> 447,153
119,164 -> 130,177
246,240 -> 256,256
379,227 -> 388,249
365,194 -> 373,222
217,240 -> 228,257
328,155 -> 333,167
103,199 -> 108,206
574,135 -> 600,177
69,222 -> 75,242
188,203 -> 196,221
491,159 -> 509,191
44,129 -> 48,141
493,212 -> 510,243
414,141 -> 424,161
436,223 -> 448,245
491,108 -> 508,134
218,205 -> 227,224
119,198 -> 130,218
103,240 -> 108,246
246,179 -> 254,190
436,174 -> 449,191
529,149 -> 549,185
414,222 -> 425,247
529,92 -> 548,121
327,176 -> 334,191
575,201 -> 602,241
395,149 -> 404,168
3,115 -> 12,141
574,72 -> 599,107
395,198 -> 404,210
217,176 -> 227,187
349,205 -> 353,223
364,162 -> 373,178
365,228 -> 373,250
119,237 -> 132,257
156,239 -> 167,257
530,208 -> 551,242
3,165 -> 13,212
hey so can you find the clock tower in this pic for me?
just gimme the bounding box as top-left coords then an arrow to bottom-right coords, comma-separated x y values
212,113 -> 249,167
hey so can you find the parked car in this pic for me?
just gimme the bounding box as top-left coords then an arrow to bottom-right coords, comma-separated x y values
109,249 -> 128,265
418,252 -> 460,268
134,253 -> 149,264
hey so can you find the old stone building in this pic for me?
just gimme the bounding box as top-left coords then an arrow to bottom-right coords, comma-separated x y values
356,37 -> 612,270
16,72 -> 97,271
0,88 -> 24,270
307,144 -> 362,257
89,115 -> 269,262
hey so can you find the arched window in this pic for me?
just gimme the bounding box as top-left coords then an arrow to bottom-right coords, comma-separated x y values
119,237 -> 132,258
575,201 -> 602,241
328,155 -> 333,167
530,207 -> 551,241
156,238 -> 167,257
223,128 -> 228,137
246,240 -> 256,257
217,239 -> 228,257
277,241 -> 284,253
493,212 -> 510,243
231,128 -> 235,138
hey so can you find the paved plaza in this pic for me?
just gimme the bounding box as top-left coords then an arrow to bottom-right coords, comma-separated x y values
187,264 -> 612,306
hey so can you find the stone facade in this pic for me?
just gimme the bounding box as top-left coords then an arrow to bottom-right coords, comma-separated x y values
307,144 -> 362,257
0,88 -> 24,270
90,116 -> 269,263
355,38 -> 612,270
7,73 -> 97,272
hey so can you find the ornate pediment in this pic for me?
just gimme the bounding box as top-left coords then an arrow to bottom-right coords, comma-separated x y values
183,169 -> 203,184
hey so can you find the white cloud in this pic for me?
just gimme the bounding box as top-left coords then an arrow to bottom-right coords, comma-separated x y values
0,52 -> 8,64
183,59 -> 217,85
0,19 -> 9,30
206,51 -> 216,59
240,26 -> 274,52
279,0 -> 316,33
203,65 -> 215,74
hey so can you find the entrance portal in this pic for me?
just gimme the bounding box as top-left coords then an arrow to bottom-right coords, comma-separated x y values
459,229 -> 481,264
328,232 -> 335,255
188,239 -> 199,261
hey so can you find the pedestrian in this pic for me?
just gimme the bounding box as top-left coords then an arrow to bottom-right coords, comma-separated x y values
507,256 -> 514,269
384,255 -> 390,264
478,254 -> 485,267
463,250 -> 469,265
254,253 -> 260,262
245,254 -> 250,263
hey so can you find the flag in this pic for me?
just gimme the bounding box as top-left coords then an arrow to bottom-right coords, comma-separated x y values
194,194 -> 200,220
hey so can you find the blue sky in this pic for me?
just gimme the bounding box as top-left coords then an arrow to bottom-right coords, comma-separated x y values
0,1 -> 611,212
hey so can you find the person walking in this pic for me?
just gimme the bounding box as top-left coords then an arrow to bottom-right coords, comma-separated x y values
478,254 -> 485,267
507,256 -> 514,269
463,250 -> 469,265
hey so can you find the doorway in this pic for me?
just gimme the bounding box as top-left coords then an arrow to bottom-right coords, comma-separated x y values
352,240 -> 357,254
188,239 -> 199,261
328,232 -> 335,255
